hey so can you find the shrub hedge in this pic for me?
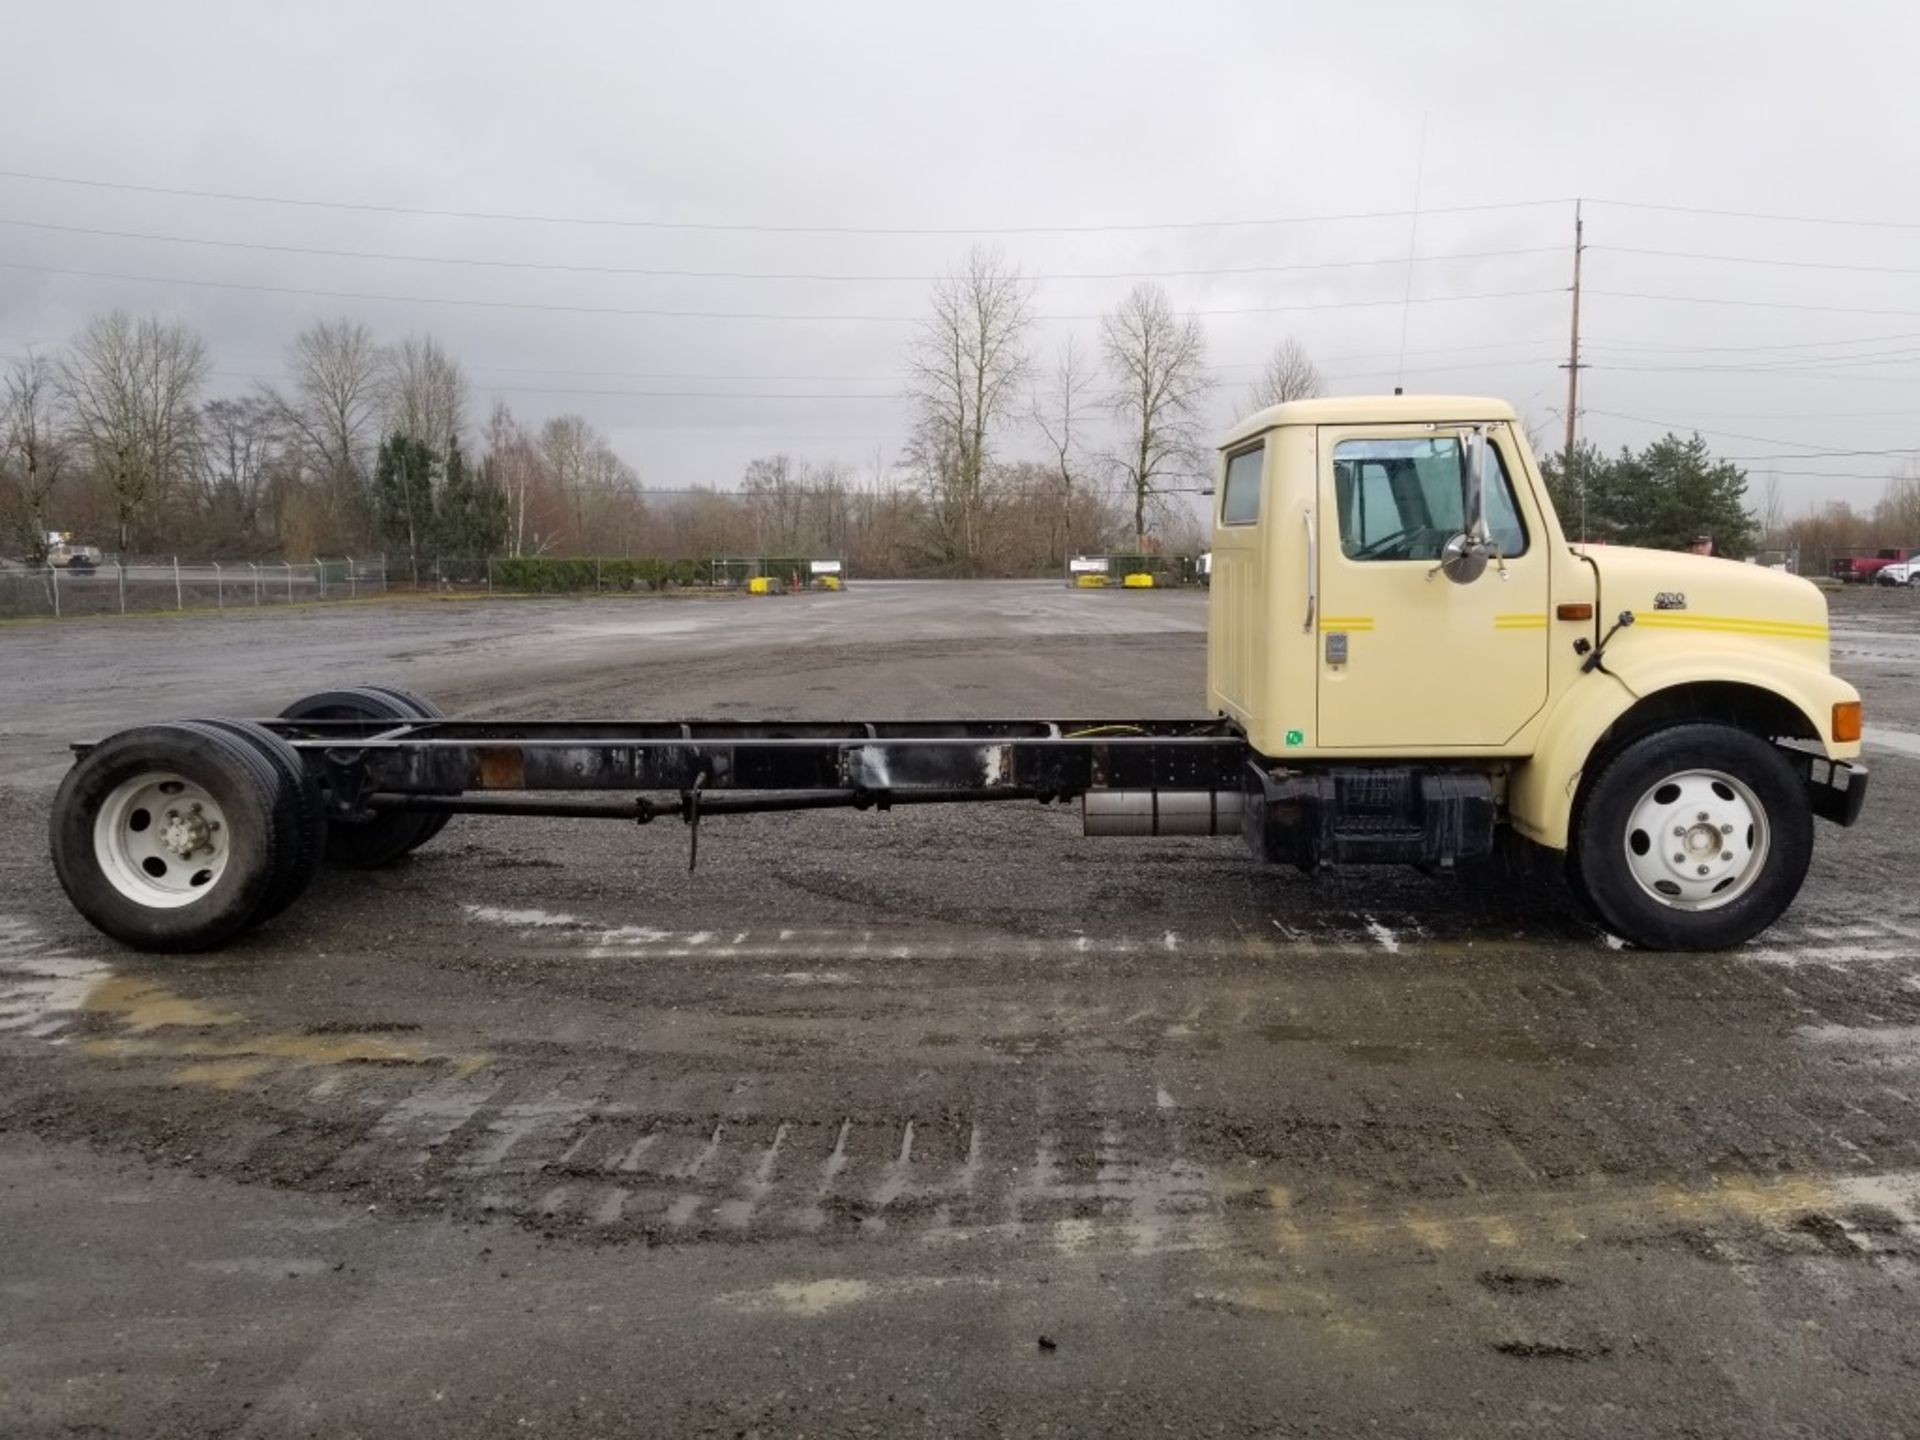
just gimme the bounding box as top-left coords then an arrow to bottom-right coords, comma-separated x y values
489,558 -> 718,592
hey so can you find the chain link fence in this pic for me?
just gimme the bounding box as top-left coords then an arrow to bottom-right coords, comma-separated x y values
0,557 -> 389,619
1,551 -> 862,619
388,556 -> 847,593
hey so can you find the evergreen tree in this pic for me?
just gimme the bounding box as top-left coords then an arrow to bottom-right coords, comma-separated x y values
372,433 -> 436,574
1540,433 -> 1756,557
1539,439 -> 1609,545
434,434 -> 509,557
1630,434 -> 1757,556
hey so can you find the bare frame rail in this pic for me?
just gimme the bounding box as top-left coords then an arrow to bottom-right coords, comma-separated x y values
77,717 -> 1254,821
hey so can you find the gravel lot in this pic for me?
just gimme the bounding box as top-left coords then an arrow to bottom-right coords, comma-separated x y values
4,580 -> 1920,1438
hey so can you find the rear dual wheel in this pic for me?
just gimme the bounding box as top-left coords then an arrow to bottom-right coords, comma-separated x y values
52,720 -> 324,952
279,685 -> 453,869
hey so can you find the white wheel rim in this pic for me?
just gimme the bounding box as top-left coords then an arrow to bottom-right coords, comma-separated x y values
92,771 -> 232,909
1622,768 -> 1770,911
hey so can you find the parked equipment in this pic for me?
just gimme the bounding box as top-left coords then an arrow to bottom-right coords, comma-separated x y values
1831,547 -> 1918,584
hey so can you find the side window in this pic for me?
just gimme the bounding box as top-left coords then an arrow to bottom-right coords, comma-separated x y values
1219,445 -> 1263,525
1332,435 -> 1529,561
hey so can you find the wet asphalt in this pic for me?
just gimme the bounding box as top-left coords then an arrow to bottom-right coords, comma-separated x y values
3,580 -> 1920,1438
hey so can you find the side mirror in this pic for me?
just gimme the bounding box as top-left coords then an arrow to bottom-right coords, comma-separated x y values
1434,426 -> 1493,586
1435,531 -> 1490,585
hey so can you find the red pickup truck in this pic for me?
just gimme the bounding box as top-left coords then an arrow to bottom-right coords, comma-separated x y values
1831,547 -> 1919,583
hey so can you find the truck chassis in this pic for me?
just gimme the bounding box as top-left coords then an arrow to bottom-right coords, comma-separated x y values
50,683 -> 1860,956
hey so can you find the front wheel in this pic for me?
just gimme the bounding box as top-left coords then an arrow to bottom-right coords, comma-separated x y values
1571,723 -> 1813,951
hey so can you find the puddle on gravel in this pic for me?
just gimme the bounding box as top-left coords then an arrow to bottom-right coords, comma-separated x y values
0,911 -> 491,1090
718,1275 -> 992,1315
83,976 -> 242,1033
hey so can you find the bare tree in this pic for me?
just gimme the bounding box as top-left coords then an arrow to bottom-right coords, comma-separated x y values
1877,468 -> 1920,540
905,246 -> 1033,573
539,413 -> 638,550
1030,336 -> 1095,567
58,312 -> 209,552
482,401 -> 557,557
742,454 -> 805,553
1246,336 -> 1324,411
1101,283 -> 1211,549
275,319 -> 382,519
195,396 -> 284,545
1,352 -> 68,562
1756,472 -> 1786,546
380,334 -> 469,454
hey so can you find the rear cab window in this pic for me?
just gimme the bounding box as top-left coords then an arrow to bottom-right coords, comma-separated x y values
1219,445 -> 1263,525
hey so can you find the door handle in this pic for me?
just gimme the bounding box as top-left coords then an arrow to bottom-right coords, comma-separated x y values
1302,506 -> 1318,633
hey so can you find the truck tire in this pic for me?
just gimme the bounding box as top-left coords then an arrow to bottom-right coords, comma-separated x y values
1571,723 -> 1812,951
194,718 -> 329,920
51,722 -> 307,951
279,687 -> 448,868
353,686 -> 452,845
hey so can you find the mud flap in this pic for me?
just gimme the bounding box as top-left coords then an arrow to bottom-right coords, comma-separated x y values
1800,754 -> 1867,827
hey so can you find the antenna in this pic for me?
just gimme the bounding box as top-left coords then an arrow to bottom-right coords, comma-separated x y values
1393,112 -> 1430,392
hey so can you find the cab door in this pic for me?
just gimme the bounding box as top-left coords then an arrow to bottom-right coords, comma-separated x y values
1314,422 -> 1550,750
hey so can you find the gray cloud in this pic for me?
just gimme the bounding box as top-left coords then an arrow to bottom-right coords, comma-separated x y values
3,0 -> 1916,516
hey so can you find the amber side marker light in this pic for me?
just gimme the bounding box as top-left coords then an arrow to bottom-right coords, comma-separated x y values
1556,603 -> 1594,621
1833,701 -> 1863,743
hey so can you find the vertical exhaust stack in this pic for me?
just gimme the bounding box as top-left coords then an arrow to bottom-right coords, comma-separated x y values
1082,790 -> 1244,838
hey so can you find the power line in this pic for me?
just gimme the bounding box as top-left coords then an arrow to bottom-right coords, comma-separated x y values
1589,197 -> 1920,231
0,258 -> 1566,322
1720,448 -> 1920,462
1586,329 -> 1920,356
1590,406 -> 1920,422
1588,362 -> 1920,382
0,168 -> 1572,237
1586,342 -> 1920,373
18,353 -> 1549,407
0,215 -> 1563,284
1596,244 -> 1920,277
1324,354 -> 1562,380
1592,289 -> 1920,319
15,167 -> 1920,240
1730,469 -> 1919,481
1,334 -> 1563,385
1586,407 -> 1920,458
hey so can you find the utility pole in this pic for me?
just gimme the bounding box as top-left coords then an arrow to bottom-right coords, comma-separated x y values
1560,199 -> 1587,539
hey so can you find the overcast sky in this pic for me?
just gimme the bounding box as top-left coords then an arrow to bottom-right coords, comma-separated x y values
3,0 -> 1917,521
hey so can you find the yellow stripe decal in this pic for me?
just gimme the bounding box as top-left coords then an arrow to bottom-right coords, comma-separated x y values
1632,612 -> 1828,640
1493,614 -> 1548,629
1319,615 -> 1375,631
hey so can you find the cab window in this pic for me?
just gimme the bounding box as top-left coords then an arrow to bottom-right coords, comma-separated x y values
1219,445 -> 1263,525
1332,435 -> 1528,561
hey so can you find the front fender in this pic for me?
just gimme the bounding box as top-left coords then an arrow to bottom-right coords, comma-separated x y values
1508,635 -> 1861,850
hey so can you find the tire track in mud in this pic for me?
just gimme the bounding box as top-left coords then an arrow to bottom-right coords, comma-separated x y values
9,904 -> 1920,1275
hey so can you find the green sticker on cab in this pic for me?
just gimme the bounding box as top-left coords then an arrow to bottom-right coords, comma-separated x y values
1285,729 -> 1305,747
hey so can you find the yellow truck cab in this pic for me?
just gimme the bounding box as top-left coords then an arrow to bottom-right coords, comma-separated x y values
1208,395 -> 1866,950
